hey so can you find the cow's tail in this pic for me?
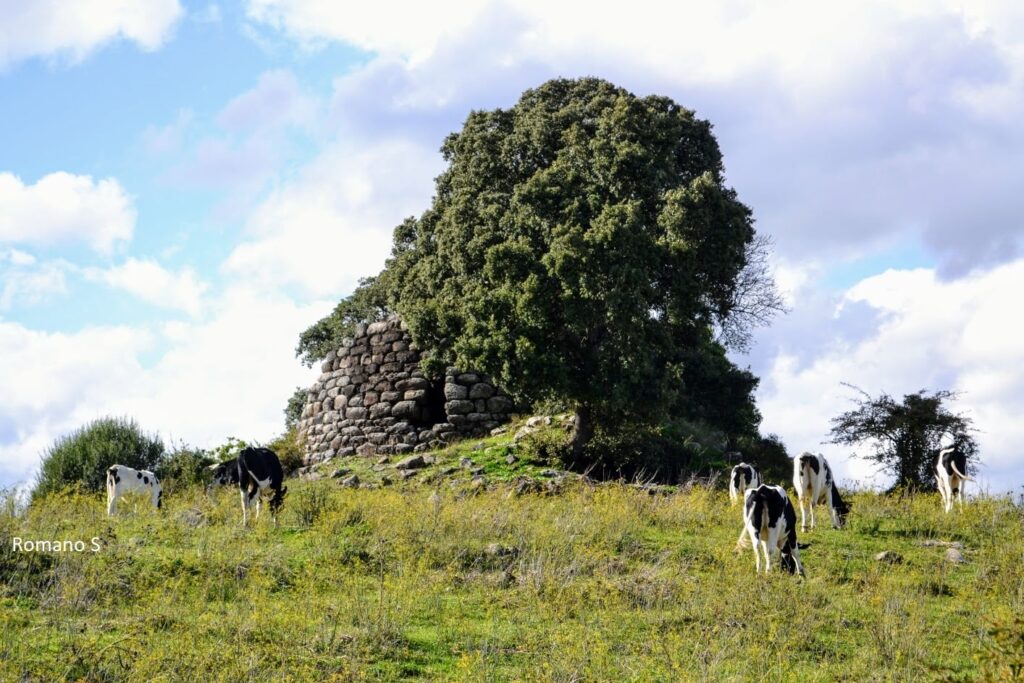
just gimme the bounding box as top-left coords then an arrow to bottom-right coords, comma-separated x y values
798,456 -> 813,491
950,460 -> 974,482
748,488 -> 767,539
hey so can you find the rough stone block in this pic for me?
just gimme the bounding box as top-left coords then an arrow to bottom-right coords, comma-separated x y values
444,383 -> 468,400
487,396 -> 515,414
369,402 -> 392,419
392,400 -> 421,420
468,383 -> 494,399
396,377 -> 429,392
445,399 -> 474,415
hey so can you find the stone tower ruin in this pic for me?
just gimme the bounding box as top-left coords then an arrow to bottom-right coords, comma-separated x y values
297,316 -> 515,463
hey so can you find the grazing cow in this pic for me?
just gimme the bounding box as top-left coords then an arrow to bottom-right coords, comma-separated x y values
742,484 -> 805,576
237,447 -> 287,527
106,465 -> 162,515
729,462 -> 762,505
936,447 -> 973,513
208,458 -> 240,488
793,452 -> 850,532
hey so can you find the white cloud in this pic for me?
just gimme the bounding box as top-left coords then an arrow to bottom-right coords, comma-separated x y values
217,69 -> 318,133
0,287 -> 327,488
0,322 -> 153,486
223,138 -> 442,296
0,172 -> 135,254
85,258 -> 208,317
0,258 -> 68,311
754,259 -> 1024,493
245,0 -> 485,62
141,109 -> 193,156
0,0 -> 183,68
248,0 -> 1024,276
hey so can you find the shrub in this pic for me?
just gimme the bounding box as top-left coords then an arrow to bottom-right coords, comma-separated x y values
268,428 -> 305,475
206,437 -> 249,464
34,417 -> 164,498
156,443 -> 215,492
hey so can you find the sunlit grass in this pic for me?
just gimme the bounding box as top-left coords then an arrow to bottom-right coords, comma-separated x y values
1,468 -> 1021,681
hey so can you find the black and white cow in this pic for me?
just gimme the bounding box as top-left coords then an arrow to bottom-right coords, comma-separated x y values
237,447 -> 287,527
106,465 -> 162,515
742,484 -> 805,576
936,447 -> 973,513
208,458 -> 240,488
729,462 -> 762,505
793,452 -> 849,532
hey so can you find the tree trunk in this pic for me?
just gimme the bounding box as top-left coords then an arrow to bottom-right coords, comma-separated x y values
570,404 -> 594,467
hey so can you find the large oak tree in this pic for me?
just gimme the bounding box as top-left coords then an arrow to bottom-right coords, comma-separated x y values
381,78 -> 776,460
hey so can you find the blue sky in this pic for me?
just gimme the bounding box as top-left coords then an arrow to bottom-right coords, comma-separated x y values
1,0 -> 1022,493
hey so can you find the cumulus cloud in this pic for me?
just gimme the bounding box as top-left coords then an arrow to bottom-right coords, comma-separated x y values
223,138 -> 442,296
752,259 -> 1024,493
0,287 -> 326,488
0,0 -> 183,68
164,70 -> 320,206
0,172 -> 135,254
247,0 -> 1024,278
85,258 -> 208,317
217,69 -> 318,133
0,322 -> 153,486
0,250 -> 70,311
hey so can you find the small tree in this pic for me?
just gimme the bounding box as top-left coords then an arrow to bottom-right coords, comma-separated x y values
284,387 -> 308,430
828,384 -> 978,491
35,417 -> 165,498
295,276 -> 391,367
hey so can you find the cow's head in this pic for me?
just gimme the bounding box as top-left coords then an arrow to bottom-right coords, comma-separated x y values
270,485 -> 288,512
209,459 -> 236,487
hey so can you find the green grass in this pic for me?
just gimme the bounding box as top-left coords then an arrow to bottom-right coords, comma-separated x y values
1,441 -> 1022,681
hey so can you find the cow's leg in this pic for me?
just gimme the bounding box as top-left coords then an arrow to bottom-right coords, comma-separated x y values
753,536 -> 763,573
798,495 -> 807,533
241,486 -> 249,527
809,491 -> 817,530
952,480 -> 962,513
736,526 -> 749,550
107,489 -> 117,516
825,488 -> 839,528
254,489 -> 262,521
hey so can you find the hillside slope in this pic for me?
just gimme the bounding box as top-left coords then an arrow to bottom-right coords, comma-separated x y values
1,440 -> 1021,681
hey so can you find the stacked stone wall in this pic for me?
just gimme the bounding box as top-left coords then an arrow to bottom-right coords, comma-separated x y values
298,316 -> 514,463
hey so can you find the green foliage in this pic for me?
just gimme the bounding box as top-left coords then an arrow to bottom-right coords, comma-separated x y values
732,432 -> 792,485
384,77 -> 777,459
829,384 -> 979,491
3,477 -> 1021,680
295,276 -> 391,367
675,338 -> 761,439
206,436 -> 249,464
284,387 -> 308,430
155,443 -> 215,493
267,427 -> 305,475
979,617 -> 1024,681
34,417 -> 164,498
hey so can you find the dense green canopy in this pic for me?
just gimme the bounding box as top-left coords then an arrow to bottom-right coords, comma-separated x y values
378,78 -> 772,456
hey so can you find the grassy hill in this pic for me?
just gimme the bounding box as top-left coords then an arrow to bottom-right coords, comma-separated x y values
2,427 -> 1022,681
